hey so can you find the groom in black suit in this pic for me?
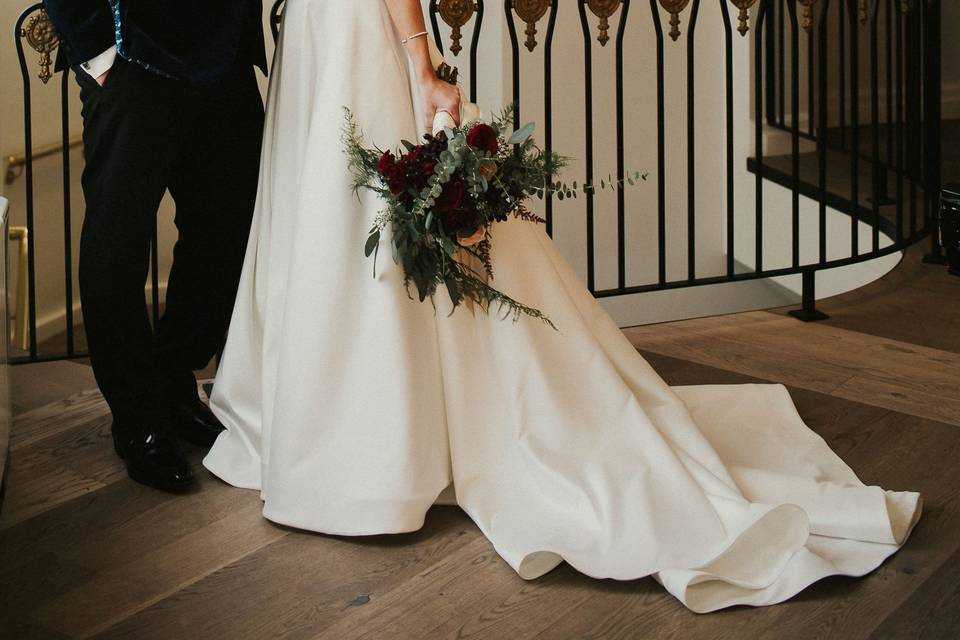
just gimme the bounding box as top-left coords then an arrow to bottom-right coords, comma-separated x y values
43,1 -> 267,492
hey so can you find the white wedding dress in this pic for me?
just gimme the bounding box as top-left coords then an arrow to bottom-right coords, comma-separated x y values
204,0 -> 921,613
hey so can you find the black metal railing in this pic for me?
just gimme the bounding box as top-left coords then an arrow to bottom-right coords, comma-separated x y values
762,0 -> 943,261
8,0 -> 943,365
12,3 -> 162,364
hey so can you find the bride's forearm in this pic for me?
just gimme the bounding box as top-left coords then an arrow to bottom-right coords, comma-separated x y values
383,0 -> 435,84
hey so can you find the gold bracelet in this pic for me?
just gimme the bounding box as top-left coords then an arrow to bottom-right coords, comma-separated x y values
402,31 -> 429,44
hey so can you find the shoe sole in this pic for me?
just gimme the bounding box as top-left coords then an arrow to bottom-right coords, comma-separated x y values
126,465 -> 196,493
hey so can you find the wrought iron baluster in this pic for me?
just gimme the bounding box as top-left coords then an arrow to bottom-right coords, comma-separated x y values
543,2 -> 558,236
14,4 -> 49,360
849,0 -> 861,257
578,0 -> 597,292
921,0 -> 944,263
61,66 -> 75,355
787,0 -> 800,269
685,0 -> 700,280
649,0 -> 667,284
870,0 -> 881,254
615,1 -> 630,288
818,0 -> 831,265
755,0 -> 771,273
721,0 -> 736,277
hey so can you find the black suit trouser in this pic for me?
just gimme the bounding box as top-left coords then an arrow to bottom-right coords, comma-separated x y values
75,58 -> 263,428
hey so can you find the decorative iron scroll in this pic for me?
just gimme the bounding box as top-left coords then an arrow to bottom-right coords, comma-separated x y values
437,0 -> 477,55
728,0 -> 757,36
657,0 -> 690,42
512,0 -> 550,52
587,0 -> 623,46
798,0 -> 818,31
19,10 -> 59,84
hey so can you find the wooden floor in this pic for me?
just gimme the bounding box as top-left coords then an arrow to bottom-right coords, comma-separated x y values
1,245 -> 958,640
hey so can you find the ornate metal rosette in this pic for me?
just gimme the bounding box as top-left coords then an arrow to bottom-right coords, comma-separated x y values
586,0 -> 622,46
728,0 -> 758,37
657,0 -> 691,42
19,10 -> 59,84
437,0 -> 477,56
797,0 -> 818,31
512,0 -> 550,52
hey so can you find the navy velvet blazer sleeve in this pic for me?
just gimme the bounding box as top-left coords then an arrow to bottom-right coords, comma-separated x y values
43,0 -> 116,66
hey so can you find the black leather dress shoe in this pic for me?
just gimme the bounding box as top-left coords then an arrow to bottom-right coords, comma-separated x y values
113,427 -> 195,493
169,397 -> 225,449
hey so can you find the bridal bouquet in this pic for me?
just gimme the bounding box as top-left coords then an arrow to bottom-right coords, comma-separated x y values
343,106 -> 644,328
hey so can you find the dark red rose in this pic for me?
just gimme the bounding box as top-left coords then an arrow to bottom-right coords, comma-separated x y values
434,180 -> 465,213
466,123 -> 499,155
434,180 -> 476,232
377,151 -> 407,194
387,173 -> 406,195
377,150 -> 396,176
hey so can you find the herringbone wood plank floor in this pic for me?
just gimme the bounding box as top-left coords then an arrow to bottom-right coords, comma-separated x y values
1,245 -> 957,639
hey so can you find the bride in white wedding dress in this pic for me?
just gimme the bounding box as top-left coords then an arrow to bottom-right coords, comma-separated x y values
203,0 -> 921,612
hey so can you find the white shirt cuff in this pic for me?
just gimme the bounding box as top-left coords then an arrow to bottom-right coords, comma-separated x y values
80,46 -> 118,79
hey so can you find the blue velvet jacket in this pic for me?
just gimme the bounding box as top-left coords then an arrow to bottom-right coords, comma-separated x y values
44,0 -> 267,84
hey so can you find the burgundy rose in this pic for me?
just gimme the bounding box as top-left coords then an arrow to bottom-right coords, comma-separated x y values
377,150 -> 396,176
466,123 -> 499,155
387,173 -> 406,195
377,151 -> 408,195
434,180 -> 475,232
434,180 -> 465,213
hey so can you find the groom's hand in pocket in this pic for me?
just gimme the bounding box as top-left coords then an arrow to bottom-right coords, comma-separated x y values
95,70 -> 110,87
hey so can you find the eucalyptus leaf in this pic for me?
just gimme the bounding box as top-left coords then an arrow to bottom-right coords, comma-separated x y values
364,230 -> 381,257
508,122 -> 536,145
440,236 -> 457,257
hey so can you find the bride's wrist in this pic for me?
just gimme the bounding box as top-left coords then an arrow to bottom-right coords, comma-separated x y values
402,40 -> 436,85
414,61 -> 437,86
